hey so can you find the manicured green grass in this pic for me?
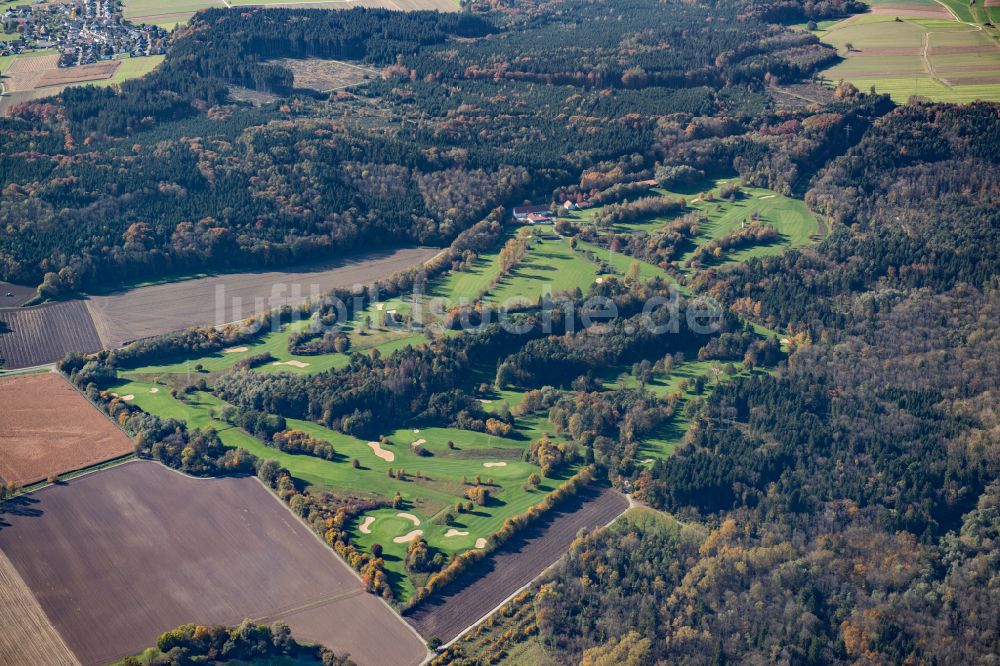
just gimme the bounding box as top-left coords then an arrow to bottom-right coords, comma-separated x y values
110,376 -> 575,600
567,178 -> 818,277
109,175 -> 798,599
573,239 -> 666,283
486,228 -> 598,306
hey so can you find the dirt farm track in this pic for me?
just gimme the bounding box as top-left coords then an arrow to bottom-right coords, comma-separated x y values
0,460 -> 426,666
0,247 -> 439,369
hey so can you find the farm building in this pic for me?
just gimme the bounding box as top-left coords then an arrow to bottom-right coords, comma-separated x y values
512,204 -> 553,220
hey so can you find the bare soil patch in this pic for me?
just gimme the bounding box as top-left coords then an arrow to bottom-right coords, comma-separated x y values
85,246 -> 440,349
868,5 -> 951,17
849,46 -> 923,56
930,45 -> 999,54
274,57 -> 377,91
0,460 -> 425,666
36,61 -> 119,88
0,373 -> 132,487
405,485 -> 628,643
0,300 -> 102,370
941,74 -> 1000,85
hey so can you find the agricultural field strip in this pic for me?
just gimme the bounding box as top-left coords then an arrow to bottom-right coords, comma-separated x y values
405,486 -> 629,643
812,0 -> 1000,101
0,460 -> 427,666
0,300 -> 103,370
0,372 -> 133,487
0,247 -> 436,370
0,551 -> 80,666
86,246 -> 441,348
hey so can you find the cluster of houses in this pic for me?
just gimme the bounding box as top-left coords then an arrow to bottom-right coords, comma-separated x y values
1,0 -> 167,66
512,200 -> 587,224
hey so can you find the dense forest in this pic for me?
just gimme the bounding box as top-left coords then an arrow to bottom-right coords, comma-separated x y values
0,0 -> 845,292
438,101 -> 1000,665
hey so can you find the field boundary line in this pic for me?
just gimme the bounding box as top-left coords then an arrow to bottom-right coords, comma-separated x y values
423,490 -> 629,660
254,474 -> 434,661
251,588 -> 365,624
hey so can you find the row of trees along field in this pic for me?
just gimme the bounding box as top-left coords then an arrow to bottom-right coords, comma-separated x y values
0,0 -> 853,292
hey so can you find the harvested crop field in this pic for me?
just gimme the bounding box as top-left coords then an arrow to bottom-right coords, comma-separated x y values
0,300 -> 102,370
35,60 -> 119,87
0,460 -> 427,666
405,485 -> 628,644
86,246 -> 440,349
2,53 -> 60,92
0,373 -> 132,487
0,247 -> 438,369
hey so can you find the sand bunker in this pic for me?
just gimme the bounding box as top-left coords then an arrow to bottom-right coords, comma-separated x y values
272,360 -> 310,368
367,441 -> 395,462
411,438 -> 426,447
397,512 -> 420,526
444,529 -> 469,538
359,516 -> 375,534
758,194 -> 776,199
483,462 -> 508,468
641,458 -> 654,464
393,529 -> 423,544
412,429 -> 420,434
479,399 -> 493,404
475,538 -> 487,548
111,392 -> 135,401
223,346 -> 248,353
149,387 -> 159,394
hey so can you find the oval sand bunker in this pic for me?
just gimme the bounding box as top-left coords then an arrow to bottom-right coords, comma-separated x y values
393,529 -> 423,544
367,441 -> 394,462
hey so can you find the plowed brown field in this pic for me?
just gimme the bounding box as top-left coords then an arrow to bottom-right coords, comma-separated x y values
0,300 -> 102,370
0,373 -> 132,487
0,460 -> 426,666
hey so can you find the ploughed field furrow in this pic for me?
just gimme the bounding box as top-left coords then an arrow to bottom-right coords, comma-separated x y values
0,301 -> 102,369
